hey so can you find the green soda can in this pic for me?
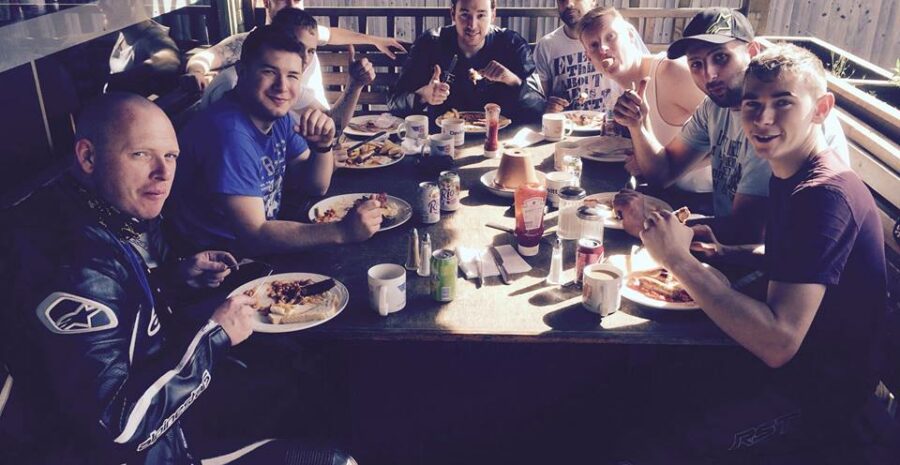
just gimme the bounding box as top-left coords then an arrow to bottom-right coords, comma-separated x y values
430,248 -> 458,302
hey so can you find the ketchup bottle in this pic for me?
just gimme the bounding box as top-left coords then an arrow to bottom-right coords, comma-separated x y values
484,103 -> 501,158
514,182 -> 547,256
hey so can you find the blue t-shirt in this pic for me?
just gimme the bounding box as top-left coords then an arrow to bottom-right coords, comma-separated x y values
679,98 -> 848,217
170,91 -> 308,252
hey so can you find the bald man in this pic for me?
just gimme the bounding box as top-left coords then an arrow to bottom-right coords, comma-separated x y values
0,93 -> 356,465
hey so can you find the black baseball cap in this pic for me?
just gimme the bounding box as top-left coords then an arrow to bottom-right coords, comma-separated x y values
667,8 -> 754,59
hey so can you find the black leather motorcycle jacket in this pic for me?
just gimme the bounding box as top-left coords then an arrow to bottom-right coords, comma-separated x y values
0,176 -> 232,465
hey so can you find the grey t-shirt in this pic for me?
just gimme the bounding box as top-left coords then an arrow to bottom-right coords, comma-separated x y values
679,98 -> 849,216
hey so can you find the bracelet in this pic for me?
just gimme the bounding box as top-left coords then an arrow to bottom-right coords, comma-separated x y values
311,144 -> 333,153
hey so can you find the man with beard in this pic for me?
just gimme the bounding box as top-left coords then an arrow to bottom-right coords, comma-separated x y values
388,0 -> 544,122
612,8 -> 848,245
534,0 -> 638,113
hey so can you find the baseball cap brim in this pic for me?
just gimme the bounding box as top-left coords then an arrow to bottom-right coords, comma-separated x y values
667,34 -> 745,59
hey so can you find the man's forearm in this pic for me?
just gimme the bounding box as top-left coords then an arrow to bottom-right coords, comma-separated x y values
630,124 -> 671,185
286,149 -> 334,196
330,84 -> 364,132
240,220 -> 345,256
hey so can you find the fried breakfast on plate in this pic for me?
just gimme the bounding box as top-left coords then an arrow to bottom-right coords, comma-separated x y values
626,268 -> 693,304
244,278 -> 337,324
346,114 -> 400,133
564,111 -> 602,128
313,193 -> 398,224
341,139 -> 403,167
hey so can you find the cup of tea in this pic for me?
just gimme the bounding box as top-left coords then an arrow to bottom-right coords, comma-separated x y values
542,113 -> 574,142
440,118 -> 466,147
368,264 -> 407,316
398,114 -> 429,142
545,171 -> 577,208
582,263 -> 622,316
554,140 -> 580,171
429,133 -> 455,158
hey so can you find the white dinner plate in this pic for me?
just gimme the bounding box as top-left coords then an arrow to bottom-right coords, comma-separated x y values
578,135 -> 633,162
479,169 -> 546,198
343,114 -> 404,137
582,192 -> 672,230
621,265 -> 729,311
436,111 -> 512,133
308,193 -> 412,231
560,110 -> 604,133
228,272 -> 349,333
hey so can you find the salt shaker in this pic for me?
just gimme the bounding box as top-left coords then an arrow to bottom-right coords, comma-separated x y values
405,228 -> 420,270
546,237 -> 563,285
417,232 -> 432,277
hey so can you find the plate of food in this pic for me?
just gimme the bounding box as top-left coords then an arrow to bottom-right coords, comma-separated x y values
582,192 -> 676,230
229,272 -> 349,332
479,169 -> 546,198
578,135 -> 633,162
436,109 -> 511,133
344,113 -> 404,137
622,264 -> 729,310
561,110 -> 605,133
336,137 -> 404,169
308,193 -> 412,231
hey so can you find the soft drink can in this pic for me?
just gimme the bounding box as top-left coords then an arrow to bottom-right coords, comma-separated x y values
430,248 -> 458,302
418,181 -> 441,224
439,171 -> 460,212
575,238 -> 604,285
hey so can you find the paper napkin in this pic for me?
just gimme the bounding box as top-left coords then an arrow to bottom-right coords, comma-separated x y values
457,244 -> 533,279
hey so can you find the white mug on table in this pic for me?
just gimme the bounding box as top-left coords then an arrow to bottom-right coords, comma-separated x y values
398,115 -> 429,142
542,113 -> 574,142
440,117 -> 466,146
545,171 -> 577,208
429,133 -> 455,158
582,263 -> 623,316
368,264 -> 407,316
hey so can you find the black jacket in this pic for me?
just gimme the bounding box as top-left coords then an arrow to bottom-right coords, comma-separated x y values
389,25 -> 544,124
0,177 -> 231,465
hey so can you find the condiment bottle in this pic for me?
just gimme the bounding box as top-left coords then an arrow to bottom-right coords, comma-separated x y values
405,228 -> 420,270
483,103 -> 501,158
546,237 -> 563,285
514,182 -> 547,256
576,205 -> 604,242
418,232 -> 432,277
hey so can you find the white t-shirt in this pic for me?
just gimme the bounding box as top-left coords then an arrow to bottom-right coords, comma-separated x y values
680,98 -> 849,216
532,26 -> 621,111
199,25 -> 330,111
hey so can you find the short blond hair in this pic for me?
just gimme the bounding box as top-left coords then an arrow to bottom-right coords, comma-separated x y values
575,6 -> 622,39
747,43 -> 827,96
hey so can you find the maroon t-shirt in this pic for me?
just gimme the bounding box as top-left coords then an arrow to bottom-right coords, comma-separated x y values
765,150 -> 886,420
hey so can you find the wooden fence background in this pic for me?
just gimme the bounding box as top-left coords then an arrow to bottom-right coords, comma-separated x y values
299,0 -> 898,72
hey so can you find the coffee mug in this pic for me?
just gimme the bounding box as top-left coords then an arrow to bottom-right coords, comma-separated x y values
368,264 -> 407,316
545,171 -> 577,208
441,118 -> 466,147
542,113 -> 574,142
554,141 -> 580,171
582,263 -> 622,316
398,115 -> 429,142
429,133 -> 456,158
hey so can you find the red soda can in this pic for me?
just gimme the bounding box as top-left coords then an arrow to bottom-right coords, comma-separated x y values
575,238 -> 604,285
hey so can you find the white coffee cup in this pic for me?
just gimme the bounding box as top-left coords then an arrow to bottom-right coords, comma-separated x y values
441,117 -> 466,147
582,263 -> 622,316
368,264 -> 407,316
542,113 -> 574,142
554,141 -> 580,171
545,171 -> 577,208
398,115 -> 429,142
429,133 -> 456,158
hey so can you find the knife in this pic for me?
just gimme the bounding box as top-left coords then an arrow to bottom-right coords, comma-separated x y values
300,278 -> 336,297
489,246 -> 511,285
345,131 -> 387,154
442,54 -> 458,83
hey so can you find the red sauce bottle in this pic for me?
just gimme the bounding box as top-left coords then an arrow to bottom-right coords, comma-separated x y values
514,182 -> 547,256
484,103 -> 501,158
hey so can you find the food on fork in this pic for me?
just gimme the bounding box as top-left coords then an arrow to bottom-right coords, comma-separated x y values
673,206 -> 691,223
469,68 -> 484,85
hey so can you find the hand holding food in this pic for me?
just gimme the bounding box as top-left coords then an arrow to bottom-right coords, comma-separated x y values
545,96 -> 569,113
211,294 -> 256,346
639,210 -> 694,270
476,61 -> 519,86
612,189 -> 648,237
336,198 -> 383,243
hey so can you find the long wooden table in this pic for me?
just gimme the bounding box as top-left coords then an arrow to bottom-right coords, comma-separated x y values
271,124 -> 753,347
